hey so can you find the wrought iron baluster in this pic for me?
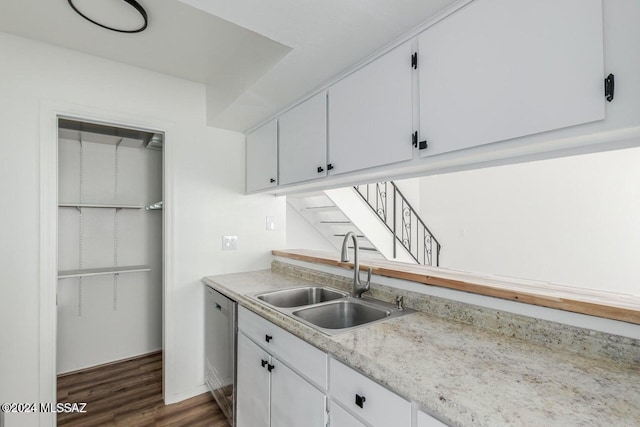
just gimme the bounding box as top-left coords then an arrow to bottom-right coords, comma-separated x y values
353,181 -> 441,266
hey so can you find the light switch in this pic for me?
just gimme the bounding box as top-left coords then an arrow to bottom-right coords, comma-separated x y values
266,216 -> 275,231
222,235 -> 238,250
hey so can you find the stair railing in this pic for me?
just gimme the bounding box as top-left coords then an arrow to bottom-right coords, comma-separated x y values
354,182 -> 440,266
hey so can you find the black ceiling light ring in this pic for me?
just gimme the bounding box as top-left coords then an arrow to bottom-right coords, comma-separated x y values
67,0 -> 148,33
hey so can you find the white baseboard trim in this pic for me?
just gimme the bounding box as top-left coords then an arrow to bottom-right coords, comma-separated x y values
164,384 -> 209,405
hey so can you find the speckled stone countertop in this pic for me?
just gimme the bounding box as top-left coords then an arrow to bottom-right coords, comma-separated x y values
202,265 -> 640,427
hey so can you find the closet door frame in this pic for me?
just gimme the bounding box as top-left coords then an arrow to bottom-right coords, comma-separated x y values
39,101 -> 171,427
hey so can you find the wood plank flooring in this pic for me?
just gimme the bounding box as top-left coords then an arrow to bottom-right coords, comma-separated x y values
57,352 -> 228,426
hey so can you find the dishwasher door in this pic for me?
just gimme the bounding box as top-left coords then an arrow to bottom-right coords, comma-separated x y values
205,285 -> 237,426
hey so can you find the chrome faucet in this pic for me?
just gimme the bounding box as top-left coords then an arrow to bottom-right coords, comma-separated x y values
340,231 -> 371,298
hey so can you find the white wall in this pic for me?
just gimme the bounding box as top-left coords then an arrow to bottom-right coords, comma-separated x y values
418,146 -> 640,295
0,31 -> 285,427
285,203 -> 337,252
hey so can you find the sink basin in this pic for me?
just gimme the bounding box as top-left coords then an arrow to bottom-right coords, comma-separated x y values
256,286 -> 347,308
292,300 -> 390,330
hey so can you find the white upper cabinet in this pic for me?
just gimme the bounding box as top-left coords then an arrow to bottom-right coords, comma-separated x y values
246,120 -> 278,193
418,0 -> 605,157
279,92 -> 327,185
328,41 -> 414,175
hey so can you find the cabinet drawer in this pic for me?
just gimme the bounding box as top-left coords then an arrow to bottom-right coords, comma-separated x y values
238,306 -> 327,388
329,358 -> 410,427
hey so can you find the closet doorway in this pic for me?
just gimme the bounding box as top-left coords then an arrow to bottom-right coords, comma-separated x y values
55,118 -> 164,385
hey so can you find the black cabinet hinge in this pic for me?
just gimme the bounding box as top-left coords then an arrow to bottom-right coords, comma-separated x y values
411,52 -> 417,70
604,73 -> 615,102
412,131 -> 428,150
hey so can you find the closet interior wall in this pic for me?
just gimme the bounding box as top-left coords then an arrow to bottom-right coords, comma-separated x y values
57,122 -> 163,374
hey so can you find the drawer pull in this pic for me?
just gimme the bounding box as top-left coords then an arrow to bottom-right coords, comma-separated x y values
261,359 -> 268,368
355,394 -> 366,408
265,334 -> 273,343
215,303 -> 222,310
267,363 -> 275,372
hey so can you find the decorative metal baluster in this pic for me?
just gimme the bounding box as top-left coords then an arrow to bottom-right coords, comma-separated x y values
353,181 -> 440,266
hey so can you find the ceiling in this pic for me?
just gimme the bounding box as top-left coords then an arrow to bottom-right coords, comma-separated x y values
0,0 -> 458,131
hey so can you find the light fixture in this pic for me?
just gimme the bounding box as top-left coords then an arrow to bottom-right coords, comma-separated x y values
67,0 -> 148,33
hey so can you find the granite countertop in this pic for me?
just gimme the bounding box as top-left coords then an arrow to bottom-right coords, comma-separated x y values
202,268 -> 640,427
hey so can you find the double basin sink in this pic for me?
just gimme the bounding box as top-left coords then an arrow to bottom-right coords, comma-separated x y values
251,286 -> 411,335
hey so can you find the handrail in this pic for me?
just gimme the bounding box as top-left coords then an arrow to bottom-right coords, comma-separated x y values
354,182 -> 440,266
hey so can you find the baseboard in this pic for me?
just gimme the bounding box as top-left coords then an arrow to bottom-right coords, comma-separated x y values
57,349 -> 162,378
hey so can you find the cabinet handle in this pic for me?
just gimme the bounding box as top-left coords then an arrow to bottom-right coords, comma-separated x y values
267,363 -> 275,372
317,166 -> 324,173
214,303 -> 221,310
327,163 -> 334,171
265,335 -> 273,343
261,359 -> 268,368
355,394 -> 366,409
269,178 -> 276,183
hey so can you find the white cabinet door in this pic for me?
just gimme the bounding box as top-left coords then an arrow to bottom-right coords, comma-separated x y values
270,358 -> 326,427
279,92 -> 327,185
417,409 -> 448,427
330,401 -> 367,427
236,333 -> 270,427
419,0 -> 605,157
246,120 -> 278,192
328,41 -> 414,175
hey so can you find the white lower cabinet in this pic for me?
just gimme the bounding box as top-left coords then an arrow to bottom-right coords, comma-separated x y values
237,332 -> 326,427
237,307 -> 328,427
270,358 -> 326,427
236,333 -> 270,427
329,401 -> 367,427
329,358 -> 411,427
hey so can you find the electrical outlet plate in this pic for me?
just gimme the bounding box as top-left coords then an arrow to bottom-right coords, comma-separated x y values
266,216 -> 275,231
222,235 -> 238,250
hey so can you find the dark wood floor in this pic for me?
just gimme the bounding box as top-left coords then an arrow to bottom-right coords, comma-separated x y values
57,351 -> 228,426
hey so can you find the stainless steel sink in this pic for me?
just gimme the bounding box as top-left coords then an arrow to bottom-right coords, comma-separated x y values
255,286 -> 347,308
292,300 -> 390,329
250,286 -> 412,335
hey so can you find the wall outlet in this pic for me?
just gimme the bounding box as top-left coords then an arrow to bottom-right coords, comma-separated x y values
222,235 -> 238,250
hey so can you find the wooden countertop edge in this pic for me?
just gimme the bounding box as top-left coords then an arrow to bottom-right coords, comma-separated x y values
272,249 -> 640,325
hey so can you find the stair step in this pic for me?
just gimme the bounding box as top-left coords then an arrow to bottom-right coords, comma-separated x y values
319,220 -> 352,224
305,205 -> 338,211
348,246 -> 377,252
334,234 -> 365,238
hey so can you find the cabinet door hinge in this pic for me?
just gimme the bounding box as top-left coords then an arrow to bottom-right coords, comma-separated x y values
604,73 -> 615,102
323,396 -> 329,427
411,52 -> 417,70
413,131 -> 428,150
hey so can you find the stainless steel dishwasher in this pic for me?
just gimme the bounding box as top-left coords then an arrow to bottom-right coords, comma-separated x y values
205,285 -> 237,426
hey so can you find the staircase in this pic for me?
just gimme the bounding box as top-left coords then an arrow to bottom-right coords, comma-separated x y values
286,192 -> 385,260
287,182 -> 440,265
